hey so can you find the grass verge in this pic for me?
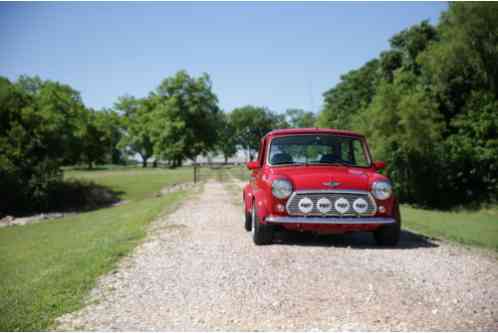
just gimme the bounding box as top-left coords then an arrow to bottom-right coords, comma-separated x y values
0,168 -> 193,331
402,205 -> 498,252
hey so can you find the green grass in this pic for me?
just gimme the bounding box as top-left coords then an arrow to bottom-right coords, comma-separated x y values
402,205 -> 498,251
64,167 -> 195,201
0,167 -> 194,331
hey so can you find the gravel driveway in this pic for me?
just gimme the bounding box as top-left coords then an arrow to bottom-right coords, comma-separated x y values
57,180 -> 498,331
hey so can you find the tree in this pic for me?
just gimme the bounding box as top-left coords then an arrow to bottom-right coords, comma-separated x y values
75,109 -> 113,169
317,59 -> 379,130
230,105 -> 287,160
354,72 -> 445,206
0,75 -> 86,213
115,95 -> 154,167
97,108 -> 125,165
389,20 -> 438,73
317,3 -> 498,208
215,112 -> 237,164
285,108 -> 317,128
151,70 -> 220,166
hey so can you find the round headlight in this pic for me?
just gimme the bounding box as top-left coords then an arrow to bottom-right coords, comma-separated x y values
272,179 -> 293,199
371,181 -> 392,200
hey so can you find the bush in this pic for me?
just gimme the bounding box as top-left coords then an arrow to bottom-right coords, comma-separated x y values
0,76 -> 85,215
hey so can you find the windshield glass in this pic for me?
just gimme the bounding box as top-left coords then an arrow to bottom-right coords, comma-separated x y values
268,134 -> 371,167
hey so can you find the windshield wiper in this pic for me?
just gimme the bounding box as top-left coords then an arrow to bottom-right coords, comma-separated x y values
272,161 -> 297,165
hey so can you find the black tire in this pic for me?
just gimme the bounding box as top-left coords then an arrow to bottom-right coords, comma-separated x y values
374,204 -> 401,247
251,204 -> 273,245
244,210 -> 252,231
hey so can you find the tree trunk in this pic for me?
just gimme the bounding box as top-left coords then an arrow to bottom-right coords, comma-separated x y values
88,161 -> 93,170
224,155 -> 228,165
142,159 -> 147,168
153,160 -> 158,168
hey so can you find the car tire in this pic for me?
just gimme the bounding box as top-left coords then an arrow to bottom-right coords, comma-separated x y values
251,204 -> 273,245
374,204 -> 401,247
244,210 -> 252,231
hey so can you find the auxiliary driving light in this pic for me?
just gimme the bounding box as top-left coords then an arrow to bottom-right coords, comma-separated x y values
352,198 -> 368,214
316,197 -> 332,214
334,197 -> 350,214
298,197 -> 313,214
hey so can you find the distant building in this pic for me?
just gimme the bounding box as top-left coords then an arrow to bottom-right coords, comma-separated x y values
184,150 -> 248,165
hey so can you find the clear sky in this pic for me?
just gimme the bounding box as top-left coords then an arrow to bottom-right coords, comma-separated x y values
0,2 -> 447,114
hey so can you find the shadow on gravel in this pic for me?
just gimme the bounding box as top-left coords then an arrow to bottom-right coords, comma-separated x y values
272,229 -> 439,249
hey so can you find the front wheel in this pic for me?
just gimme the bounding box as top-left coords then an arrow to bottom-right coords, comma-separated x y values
374,205 -> 401,246
251,204 -> 273,245
244,210 -> 252,231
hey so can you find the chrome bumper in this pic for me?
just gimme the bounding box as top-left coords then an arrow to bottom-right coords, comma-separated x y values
265,215 -> 396,225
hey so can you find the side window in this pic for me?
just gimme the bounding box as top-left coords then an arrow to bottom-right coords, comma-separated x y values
340,142 -> 351,163
353,140 -> 369,167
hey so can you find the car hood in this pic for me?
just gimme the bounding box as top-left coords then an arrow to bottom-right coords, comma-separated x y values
268,165 -> 376,192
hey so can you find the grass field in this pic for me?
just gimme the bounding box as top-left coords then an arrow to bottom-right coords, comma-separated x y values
64,166 -> 196,201
0,167 -> 196,331
402,206 -> 498,252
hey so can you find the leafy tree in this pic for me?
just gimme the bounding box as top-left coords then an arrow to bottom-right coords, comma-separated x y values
317,59 -> 379,130
14,75 -> 87,164
318,3 -> 498,208
115,95 -> 154,167
354,72 -> 445,206
75,109 -> 113,169
285,108 -> 317,128
151,70 -> 220,167
0,76 -> 86,213
389,20 -> 438,73
230,105 -> 286,160
215,112 -> 237,164
97,108 -> 125,165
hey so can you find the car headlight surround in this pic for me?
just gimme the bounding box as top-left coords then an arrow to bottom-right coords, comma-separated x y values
371,180 -> 392,200
272,179 -> 293,199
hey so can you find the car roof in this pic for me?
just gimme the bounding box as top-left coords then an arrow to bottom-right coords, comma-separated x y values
264,128 -> 365,139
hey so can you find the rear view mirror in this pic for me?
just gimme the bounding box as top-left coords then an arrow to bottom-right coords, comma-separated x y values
373,161 -> 386,170
246,161 -> 259,170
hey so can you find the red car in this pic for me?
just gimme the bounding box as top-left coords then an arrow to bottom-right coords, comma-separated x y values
243,128 -> 401,246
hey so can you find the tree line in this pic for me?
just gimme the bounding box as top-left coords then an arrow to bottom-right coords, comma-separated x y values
0,70 -> 315,213
317,3 -> 498,208
1,3 -> 496,213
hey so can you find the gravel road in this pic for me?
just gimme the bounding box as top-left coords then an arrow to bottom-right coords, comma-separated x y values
57,180 -> 498,331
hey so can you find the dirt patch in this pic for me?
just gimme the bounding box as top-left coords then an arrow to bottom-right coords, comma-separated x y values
0,213 -> 69,228
159,182 -> 196,196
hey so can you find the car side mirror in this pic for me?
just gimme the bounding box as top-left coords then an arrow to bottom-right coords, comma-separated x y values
246,161 -> 259,170
373,161 -> 386,171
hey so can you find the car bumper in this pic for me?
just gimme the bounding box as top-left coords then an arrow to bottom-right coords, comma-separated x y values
265,215 -> 396,225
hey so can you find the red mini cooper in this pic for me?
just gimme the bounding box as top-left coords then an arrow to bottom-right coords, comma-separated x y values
243,128 -> 401,246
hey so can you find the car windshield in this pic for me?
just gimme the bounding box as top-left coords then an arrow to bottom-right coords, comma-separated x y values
268,134 -> 371,167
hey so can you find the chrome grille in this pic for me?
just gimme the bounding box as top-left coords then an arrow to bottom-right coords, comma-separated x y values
286,190 -> 377,216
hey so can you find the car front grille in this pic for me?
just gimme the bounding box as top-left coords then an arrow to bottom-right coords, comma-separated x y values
286,190 -> 377,216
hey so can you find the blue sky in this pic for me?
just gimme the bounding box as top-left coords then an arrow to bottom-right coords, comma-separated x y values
0,2 -> 447,113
